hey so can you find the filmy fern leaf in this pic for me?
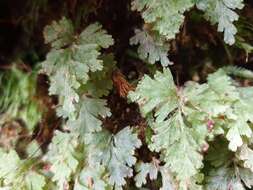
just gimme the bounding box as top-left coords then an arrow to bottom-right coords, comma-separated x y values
44,131 -> 79,189
130,29 -> 172,66
204,140 -> 253,190
196,0 -> 244,45
134,160 -> 175,189
85,127 -> 142,188
129,67 -> 253,188
129,68 -> 205,185
131,0 -> 195,39
42,17 -> 114,119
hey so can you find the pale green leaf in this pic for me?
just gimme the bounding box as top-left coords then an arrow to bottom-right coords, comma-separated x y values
86,127 -> 141,187
74,165 -> 109,190
45,131 -> 79,189
130,29 -> 172,66
134,161 -> 175,190
25,172 -> 46,190
129,68 -> 205,181
68,96 -> 111,135
134,162 -> 158,187
0,149 -> 46,190
237,145 -> 253,172
205,166 -> 247,190
226,120 -> 251,151
42,18 -> 114,119
82,54 -> 116,97
43,17 -> 74,49
132,0 -> 195,39
0,150 -> 21,184
196,0 -> 244,45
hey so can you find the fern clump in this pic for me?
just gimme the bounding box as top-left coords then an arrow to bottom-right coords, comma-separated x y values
131,0 -> 195,39
40,17 -> 142,190
129,67 -> 253,189
131,0 -> 245,66
0,1 -> 253,190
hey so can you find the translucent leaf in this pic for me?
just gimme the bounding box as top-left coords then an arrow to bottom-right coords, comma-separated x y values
82,54 -> 116,97
205,166 -> 248,190
196,0 -> 244,45
68,96 -> 111,135
237,145 -> 253,172
129,68 -> 178,117
226,120 -> 251,151
207,69 -> 239,101
129,68 -> 205,182
79,22 -> 114,49
0,150 -> 21,184
85,127 -> 141,188
74,165 -> 109,190
130,29 -> 172,66
43,17 -> 74,49
130,67 -> 253,187
42,18 -> 114,119
159,167 -> 175,190
132,0 -> 194,39
134,162 -> 158,187
45,131 -> 79,189
25,172 -> 46,190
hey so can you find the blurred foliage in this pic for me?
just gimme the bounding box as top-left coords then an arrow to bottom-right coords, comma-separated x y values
0,62 -> 42,131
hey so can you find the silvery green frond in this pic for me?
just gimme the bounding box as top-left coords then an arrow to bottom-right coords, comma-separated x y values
85,127 -> 141,188
132,0 -> 195,39
196,0 -> 244,45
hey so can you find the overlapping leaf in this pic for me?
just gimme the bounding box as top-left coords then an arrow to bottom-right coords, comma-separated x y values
205,166 -> 249,190
237,145 -> 253,172
130,29 -> 172,66
85,127 -> 141,188
129,68 -> 206,183
129,67 -> 253,187
134,160 -> 202,190
204,138 -> 253,190
74,165 -> 109,190
67,96 -> 111,136
205,143 -> 253,190
81,54 -> 116,98
134,160 -> 175,189
131,0 -> 195,39
44,131 -> 79,190
42,17 -> 114,118
43,17 -> 74,49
